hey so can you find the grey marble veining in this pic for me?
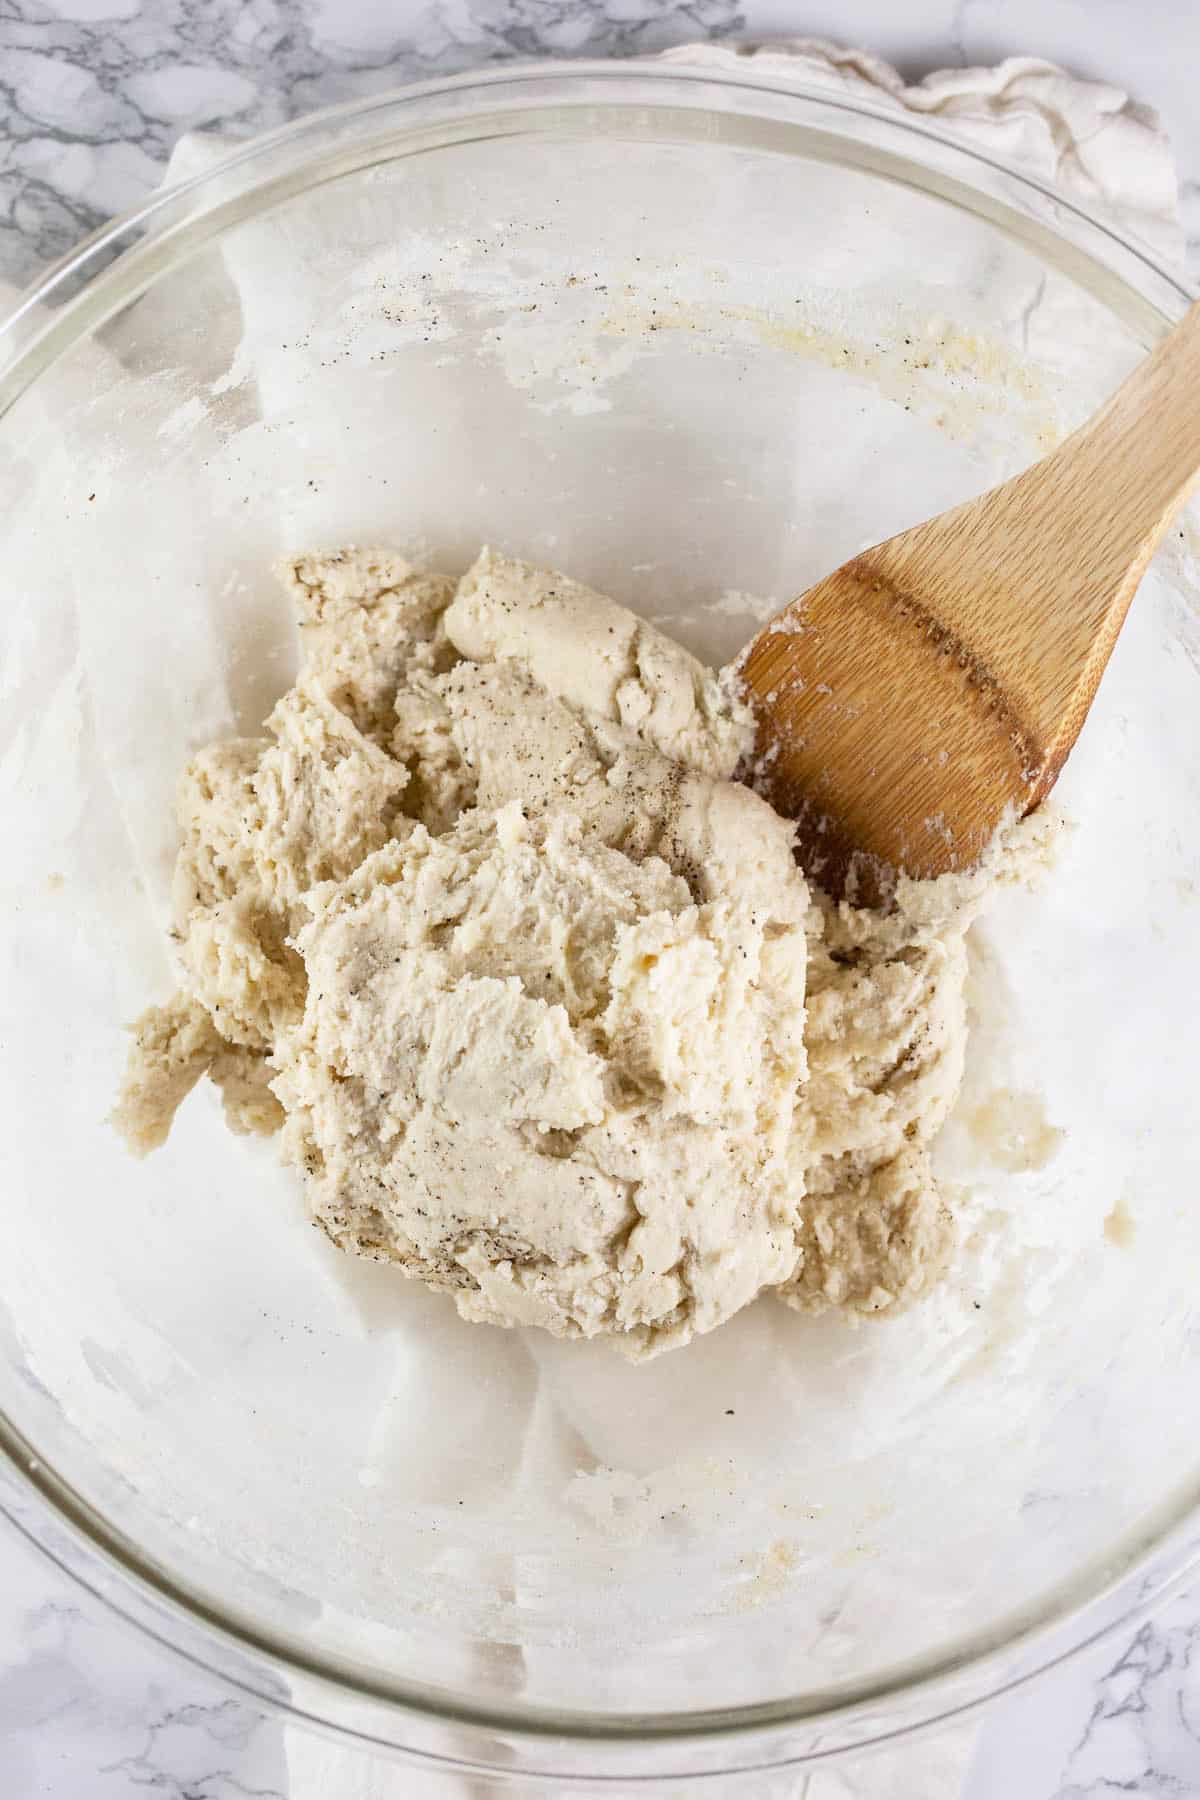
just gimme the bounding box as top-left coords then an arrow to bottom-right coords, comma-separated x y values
0,0 -> 749,284
2,0 -> 1198,292
5,1509 -> 1200,1798
2,1 -> 1200,1795
963,1594 -> 1200,1799
0,1513 -> 284,1798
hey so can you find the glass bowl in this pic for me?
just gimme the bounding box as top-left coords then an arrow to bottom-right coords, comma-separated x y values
2,61 -> 1199,1787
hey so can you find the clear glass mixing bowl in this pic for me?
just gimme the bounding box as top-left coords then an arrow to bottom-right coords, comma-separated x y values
2,62 -> 1199,1788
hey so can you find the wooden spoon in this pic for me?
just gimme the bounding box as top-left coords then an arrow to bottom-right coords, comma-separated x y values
738,301 -> 1200,902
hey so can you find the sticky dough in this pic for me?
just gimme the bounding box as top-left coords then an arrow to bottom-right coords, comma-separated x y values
114,546 -> 1052,1357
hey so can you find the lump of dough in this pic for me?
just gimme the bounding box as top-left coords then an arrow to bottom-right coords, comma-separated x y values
773,819 -> 1052,1317
446,547 -> 753,779
171,677 -> 409,1049
786,1146 -> 954,1313
117,552 -> 443,1143
800,929 -> 967,1171
111,993 -> 282,1155
116,542 -> 1047,1350
435,658 -> 805,924
112,994 -> 227,1155
280,547 -> 456,746
271,804 -> 806,1357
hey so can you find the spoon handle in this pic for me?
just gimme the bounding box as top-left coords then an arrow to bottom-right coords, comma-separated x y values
1019,299 -> 1200,612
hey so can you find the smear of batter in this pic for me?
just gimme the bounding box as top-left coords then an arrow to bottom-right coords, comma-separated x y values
113,547 -> 1052,1357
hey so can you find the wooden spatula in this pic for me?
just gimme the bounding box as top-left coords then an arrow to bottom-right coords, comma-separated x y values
738,301 -> 1200,901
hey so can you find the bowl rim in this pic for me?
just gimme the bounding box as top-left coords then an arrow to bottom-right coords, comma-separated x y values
6,1415 -> 1200,1782
2,55 -> 1198,1779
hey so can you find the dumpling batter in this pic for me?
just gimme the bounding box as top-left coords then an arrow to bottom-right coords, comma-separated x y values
114,547 -> 1050,1356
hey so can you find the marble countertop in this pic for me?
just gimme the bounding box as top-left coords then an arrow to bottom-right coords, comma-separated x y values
2,1 -> 1199,1795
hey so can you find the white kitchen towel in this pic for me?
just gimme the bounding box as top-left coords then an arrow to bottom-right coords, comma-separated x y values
660,38 -> 1186,267
140,37 -> 1183,1800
